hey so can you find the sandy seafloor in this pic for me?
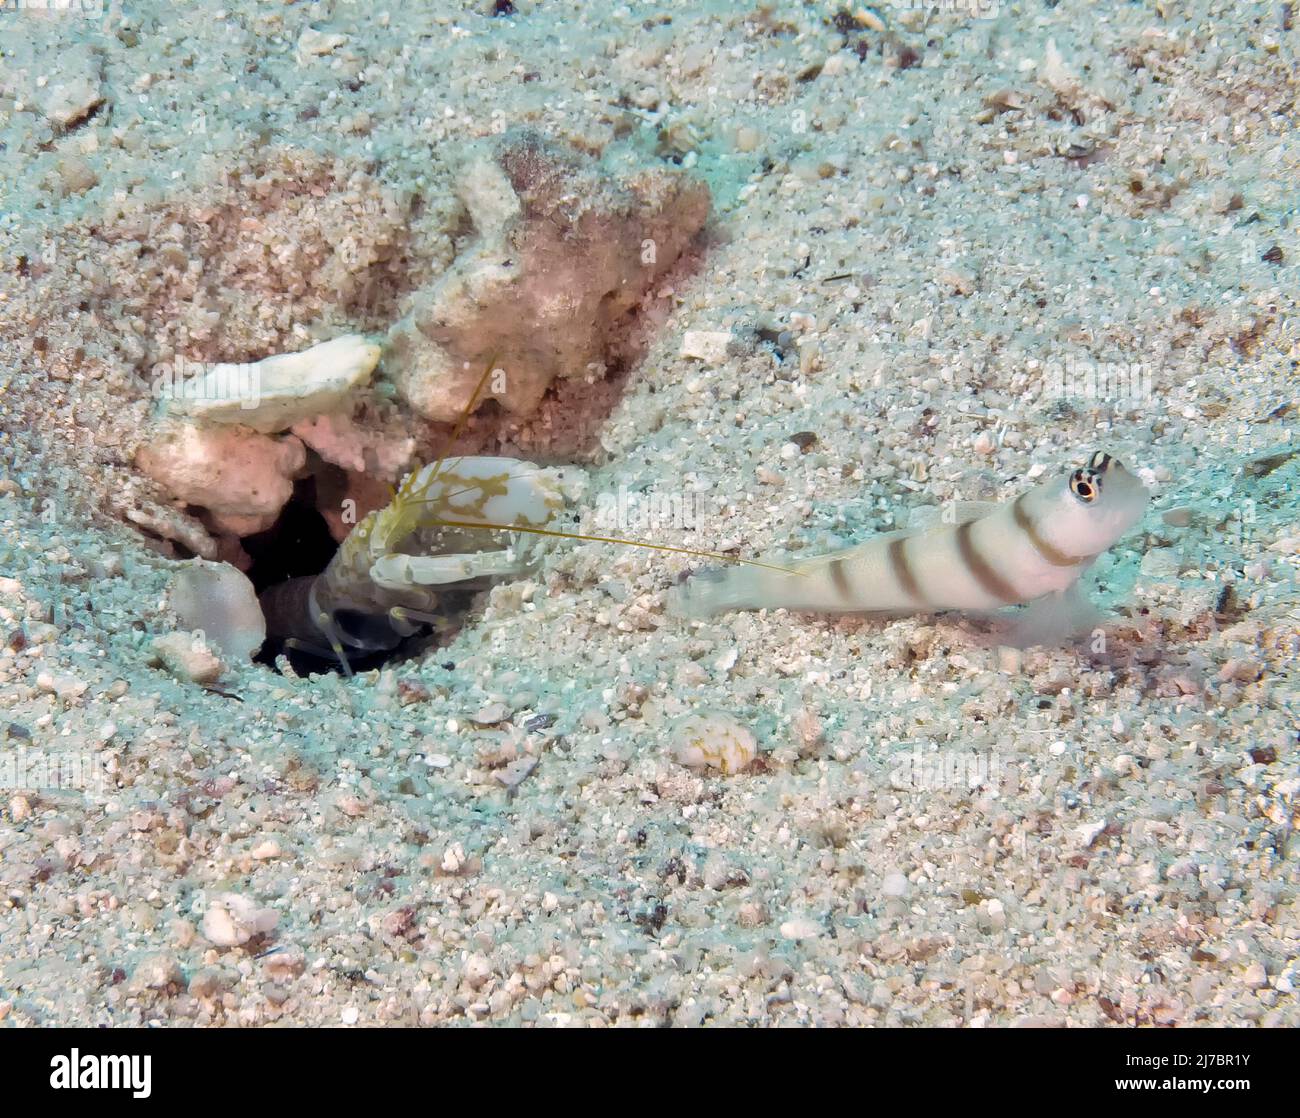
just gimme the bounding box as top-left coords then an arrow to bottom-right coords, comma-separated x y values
0,0 -> 1297,1027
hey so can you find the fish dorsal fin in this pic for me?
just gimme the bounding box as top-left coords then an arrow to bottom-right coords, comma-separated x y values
904,500 -> 1001,532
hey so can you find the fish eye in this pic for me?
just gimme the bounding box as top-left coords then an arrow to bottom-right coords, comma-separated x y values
1070,470 -> 1098,503
1089,451 -> 1112,471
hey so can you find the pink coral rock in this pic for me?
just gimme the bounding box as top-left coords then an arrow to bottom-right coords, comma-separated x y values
134,419 -> 306,536
385,129 -> 710,423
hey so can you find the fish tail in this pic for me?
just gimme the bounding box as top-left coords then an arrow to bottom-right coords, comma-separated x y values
666,564 -> 772,619
667,544 -> 882,618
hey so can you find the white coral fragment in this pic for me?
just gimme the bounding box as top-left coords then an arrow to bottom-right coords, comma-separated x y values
296,27 -> 347,61
150,631 -> 225,686
386,130 -> 710,423
164,335 -> 381,434
680,330 -> 734,364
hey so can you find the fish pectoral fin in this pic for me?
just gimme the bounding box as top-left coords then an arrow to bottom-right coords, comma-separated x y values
1000,583 -> 1104,649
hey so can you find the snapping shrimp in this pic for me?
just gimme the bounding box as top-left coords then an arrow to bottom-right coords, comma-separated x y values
257,456 -> 565,673
257,357 -> 777,674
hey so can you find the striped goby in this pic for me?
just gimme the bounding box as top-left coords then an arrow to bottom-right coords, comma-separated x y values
668,453 -> 1148,618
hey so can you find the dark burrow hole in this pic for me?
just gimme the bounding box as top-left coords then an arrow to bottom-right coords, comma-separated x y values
243,476 -> 339,598
243,473 -> 474,676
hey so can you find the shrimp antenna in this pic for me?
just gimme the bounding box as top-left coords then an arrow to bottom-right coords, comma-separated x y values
409,354 -> 804,577
424,516 -> 805,576
422,352 -> 501,489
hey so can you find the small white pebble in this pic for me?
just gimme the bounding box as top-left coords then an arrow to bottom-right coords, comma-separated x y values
779,917 -> 822,940
150,633 -> 223,687
200,905 -> 241,948
128,953 -> 183,993
680,330 -> 733,364
471,702 -> 508,725
880,872 -> 909,898
462,953 -> 492,989
201,893 -> 279,948
981,898 -> 1008,931
495,756 -> 537,789
1242,962 -> 1268,990
1077,820 -> 1107,846
35,671 -> 89,701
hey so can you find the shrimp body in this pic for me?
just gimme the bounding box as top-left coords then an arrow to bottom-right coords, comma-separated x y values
260,456 -> 563,665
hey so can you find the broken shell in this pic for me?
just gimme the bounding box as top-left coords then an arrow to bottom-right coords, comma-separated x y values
680,330 -> 734,364
201,892 -> 279,948
496,756 -> 538,789
471,702 -> 510,726
169,559 -> 266,661
670,711 -> 758,775
779,917 -> 823,940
